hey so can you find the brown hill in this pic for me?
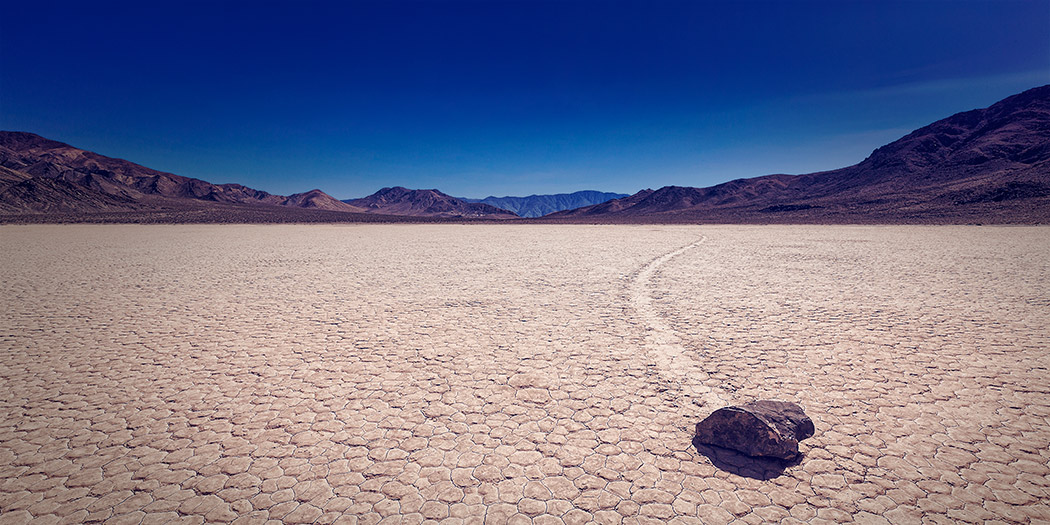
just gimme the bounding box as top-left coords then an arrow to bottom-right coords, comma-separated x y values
343,187 -> 518,218
0,132 -> 363,215
549,85 -> 1050,223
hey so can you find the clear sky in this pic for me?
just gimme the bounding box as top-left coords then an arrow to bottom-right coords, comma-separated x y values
2,1 -> 1048,199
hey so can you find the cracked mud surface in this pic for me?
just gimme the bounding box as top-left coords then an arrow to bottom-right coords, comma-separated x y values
2,224 -> 1048,524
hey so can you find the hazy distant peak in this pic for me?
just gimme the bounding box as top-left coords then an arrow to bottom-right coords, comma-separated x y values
461,190 -> 629,217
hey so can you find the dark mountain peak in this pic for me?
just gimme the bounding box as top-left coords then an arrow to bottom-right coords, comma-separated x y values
992,84 -> 1050,110
344,187 -> 517,218
861,84 -> 1050,174
0,131 -> 73,151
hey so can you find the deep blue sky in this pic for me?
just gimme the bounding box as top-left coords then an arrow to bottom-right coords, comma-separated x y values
2,1 -> 1048,199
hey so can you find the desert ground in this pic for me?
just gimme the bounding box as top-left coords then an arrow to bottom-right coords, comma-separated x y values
1,224 -> 1048,524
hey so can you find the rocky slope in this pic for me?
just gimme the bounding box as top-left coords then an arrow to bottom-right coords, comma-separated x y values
550,85 -> 1050,223
462,190 -> 629,217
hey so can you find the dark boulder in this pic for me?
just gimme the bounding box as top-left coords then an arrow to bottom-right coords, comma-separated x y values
694,400 -> 815,460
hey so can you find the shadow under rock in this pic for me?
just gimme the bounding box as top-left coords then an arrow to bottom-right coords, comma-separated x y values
691,436 -> 802,480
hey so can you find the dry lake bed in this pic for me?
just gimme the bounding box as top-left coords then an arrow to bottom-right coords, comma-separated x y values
1,224 -> 1048,524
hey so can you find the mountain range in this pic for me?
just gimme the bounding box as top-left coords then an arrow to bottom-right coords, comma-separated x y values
549,85 -> 1050,223
461,191 -> 629,217
0,134 -> 509,220
1,85 -> 1047,223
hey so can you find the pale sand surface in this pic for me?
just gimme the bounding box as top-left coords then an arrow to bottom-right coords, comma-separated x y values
1,224 -> 1048,524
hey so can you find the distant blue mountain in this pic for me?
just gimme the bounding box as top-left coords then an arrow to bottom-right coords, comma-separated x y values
462,190 -> 629,218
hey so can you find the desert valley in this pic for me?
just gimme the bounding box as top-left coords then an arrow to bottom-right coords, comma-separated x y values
2,47 -> 1050,525
1,223 -> 1048,524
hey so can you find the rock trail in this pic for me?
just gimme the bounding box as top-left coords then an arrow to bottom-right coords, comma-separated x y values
628,235 -> 725,411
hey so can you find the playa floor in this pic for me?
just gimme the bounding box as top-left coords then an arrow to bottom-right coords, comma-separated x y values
1,224 -> 1048,524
